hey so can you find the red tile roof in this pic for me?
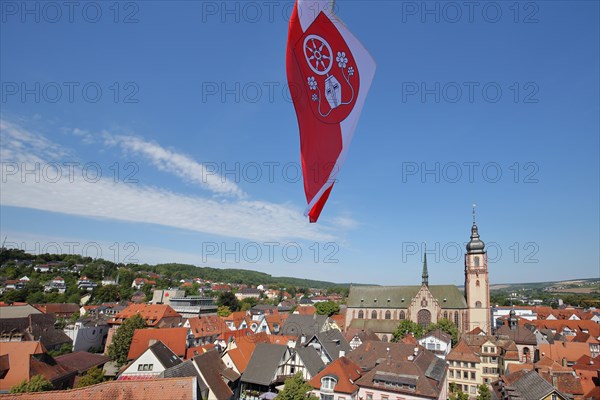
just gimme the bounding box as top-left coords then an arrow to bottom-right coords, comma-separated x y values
447,339 -> 481,363
539,342 -> 592,364
1,377 -> 197,399
185,343 -> 215,360
186,316 -> 227,339
128,327 -> 188,360
109,304 -> 181,327
309,357 -> 362,394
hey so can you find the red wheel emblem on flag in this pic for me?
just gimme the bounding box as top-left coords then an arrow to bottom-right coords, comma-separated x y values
293,12 -> 360,124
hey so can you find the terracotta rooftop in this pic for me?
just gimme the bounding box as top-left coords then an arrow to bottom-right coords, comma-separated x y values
186,316 -> 227,339
128,327 -> 188,360
309,356 -> 362,394
0,377 -> 197,399
447,340 -> 481,363
538,342 -> 592,364
109,304 -> 181,327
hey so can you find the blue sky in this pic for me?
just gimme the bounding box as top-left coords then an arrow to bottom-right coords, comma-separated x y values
1,1 -> 598,285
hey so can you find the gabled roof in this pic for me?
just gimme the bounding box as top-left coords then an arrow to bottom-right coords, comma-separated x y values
241,343 -> 288,386
128,327 -> 188,360
305,330 -> 352,361
295,346 -> 325,377
143,340 -> 183,370
185,344 -> 215,360
347,285 -> 467,309
34,303 -> 79,315
54,352 -> 110,374
421,329 -> 452,344
496,325 -> 537,345
3,377 -> 198,399
498,370 -> 569,400
0,303 -> 42,319
309,357 -> 362,394
447,340 -> 480,363
193,350 -> 239,400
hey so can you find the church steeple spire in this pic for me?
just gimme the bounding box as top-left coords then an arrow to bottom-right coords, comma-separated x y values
422,244 -> 429,286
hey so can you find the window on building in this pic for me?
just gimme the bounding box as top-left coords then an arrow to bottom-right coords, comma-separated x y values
358,310 -> 364,319
385,311 -> 391,320
371,310 -> 378,319
382,396 -> 388,400
476,280 -> 480,287
449,370 -> 454,378
471,363 -> 476,368
474,257 -> 480,267
470,386 -> 476,394
471,372 -> 475,380
399,311 -> 405,320
321,377 -> 337,391
463,371 -> 468,379
366,394 -> 373,400
454,312 -> 459,327
475,301 -> 482,308
444,311 -> 448,319
417,309 -> 431,329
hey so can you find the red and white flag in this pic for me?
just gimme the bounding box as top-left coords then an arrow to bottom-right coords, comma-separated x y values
286,0 -> 375,223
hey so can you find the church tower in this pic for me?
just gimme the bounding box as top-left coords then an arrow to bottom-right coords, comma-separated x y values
464,205 -> 491,333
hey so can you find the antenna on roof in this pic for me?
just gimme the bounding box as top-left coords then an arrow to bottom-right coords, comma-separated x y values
472,203 -> 477,225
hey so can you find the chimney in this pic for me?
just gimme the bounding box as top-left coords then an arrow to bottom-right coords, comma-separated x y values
562,357 -> 567,367
301,334 -> 306,344
414,347 -> 419,356
551,374 -> 557,388
339,350 -> 345,357
149,339 -> 157,346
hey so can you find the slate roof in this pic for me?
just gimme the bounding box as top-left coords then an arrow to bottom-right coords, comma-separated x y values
147,340 -> 183,369
421,329 -> 452,344
193,350 -> 239,400
296,346 -> 325,377
0,313 -> 72,349
54,352 -> 110,374
241,343 -> 287,386
345,328 -> 381,343
2,377 -> 198,399
306,330 -> 352,361
347,285 -> 467,309
496,325 -> 537,345
161,359 -> 209,399
497,370 -> 569,400
282,314 -> 329,337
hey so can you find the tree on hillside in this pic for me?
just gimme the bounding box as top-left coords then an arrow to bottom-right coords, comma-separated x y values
217,291 -> 240,311
425,318 -> 459,346
107,314 -> 146,366
10,375 -> 53,393
75,367 -> 105,388
275,372 -> 318,400
315,301 -> 340,316
391,320 -> 424,342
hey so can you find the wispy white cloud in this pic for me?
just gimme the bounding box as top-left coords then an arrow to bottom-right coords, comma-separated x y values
1,119 -> 341,242
102,133 -> 246,199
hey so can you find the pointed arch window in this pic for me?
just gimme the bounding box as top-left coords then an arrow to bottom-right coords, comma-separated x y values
454,312 -> 459,326
358,310 -> 364,319
371,310 -> 377,319
385,310 -> 391,320
399,311 -> 405,320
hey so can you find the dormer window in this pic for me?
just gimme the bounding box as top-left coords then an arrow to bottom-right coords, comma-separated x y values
321,376 -> 337,391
